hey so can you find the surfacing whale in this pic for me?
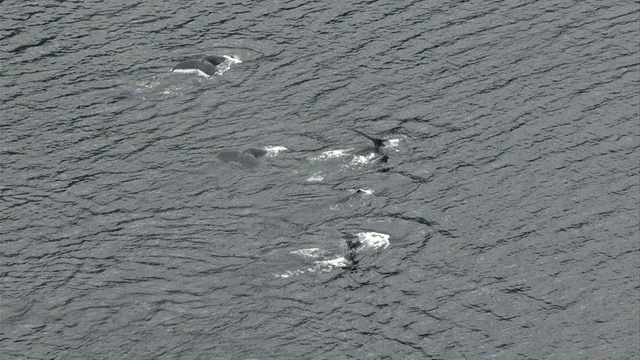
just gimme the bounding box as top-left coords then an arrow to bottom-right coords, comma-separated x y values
335,188 -> 373,205
350,129 -> 389,166
342,232 -> 364,268
172,55 -> 227,76
218,148 -> 267,168
351,129 -> 387,154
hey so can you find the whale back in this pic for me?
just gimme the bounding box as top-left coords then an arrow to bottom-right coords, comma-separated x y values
218,149 -> 264,168
172,59 -> 202,70
203,55 -> 226,66
218,150 -> 242,163
243,148 -> 267,159
172,59 -> 218,76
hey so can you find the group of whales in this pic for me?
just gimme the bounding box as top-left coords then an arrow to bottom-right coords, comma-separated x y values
171,55 -> 391,167
171,55 -> 390,268
216,129 -> 389,168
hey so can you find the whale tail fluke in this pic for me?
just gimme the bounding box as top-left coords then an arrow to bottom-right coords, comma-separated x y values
351,129 -> 386,153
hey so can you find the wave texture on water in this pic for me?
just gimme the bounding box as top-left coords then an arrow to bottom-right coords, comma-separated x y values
1,0 -> 638,359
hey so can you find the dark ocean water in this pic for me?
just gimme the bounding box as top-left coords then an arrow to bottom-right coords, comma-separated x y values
1,0 -> 639,359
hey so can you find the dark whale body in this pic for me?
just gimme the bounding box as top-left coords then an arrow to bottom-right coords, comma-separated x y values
342,232 -> 364,268
350,129 -> 390,165
335,189 -> 370,205
218,148 -> 267,168
172,55 -> 226,76
351,129 -> 387,154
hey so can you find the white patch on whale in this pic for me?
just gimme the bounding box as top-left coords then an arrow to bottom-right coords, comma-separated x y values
171,68 -> 210,77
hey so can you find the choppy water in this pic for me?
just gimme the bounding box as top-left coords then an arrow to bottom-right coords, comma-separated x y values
2,1 -> 639,359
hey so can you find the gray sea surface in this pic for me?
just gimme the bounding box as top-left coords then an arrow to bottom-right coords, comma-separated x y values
1,0 -> 639,359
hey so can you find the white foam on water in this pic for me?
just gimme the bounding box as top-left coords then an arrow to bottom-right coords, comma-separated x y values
276,269 -> 306,278
265,146 -> 288,156
273,231 -> 390,278
274,255 -> 349,278
136,79 -> 161,89
290,248 -> 325,258
310,149 -> 352,161
214,55 -> 242,75
274,247 -> 348,278
314,256 -> 350,270
353,188 -> 373,195
349,152 -> 378,166
387,138 -> 400,147
306,172 -> 324,182
356,231 -> 390,250
223,55 -> 242,64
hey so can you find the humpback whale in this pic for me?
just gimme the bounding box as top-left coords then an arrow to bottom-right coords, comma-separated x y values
351,129 -> 389,165
335,188 -> 373,205
342,232 -> 364,267
351,129 -> 387,154
172,55 -> 227,76
218,148 -> 267,168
